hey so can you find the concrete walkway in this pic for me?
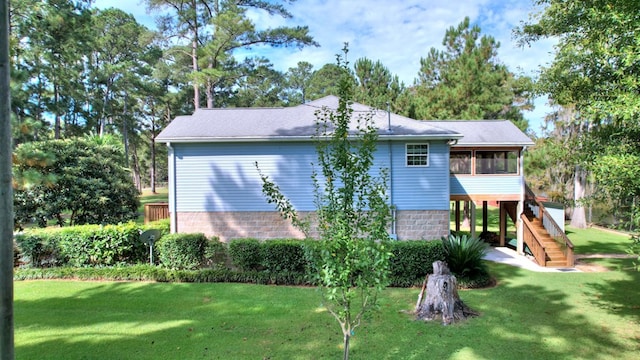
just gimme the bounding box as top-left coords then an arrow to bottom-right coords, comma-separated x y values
483,246 -> 580,272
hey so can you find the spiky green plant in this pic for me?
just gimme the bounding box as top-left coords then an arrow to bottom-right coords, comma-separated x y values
441,233 -> 489,278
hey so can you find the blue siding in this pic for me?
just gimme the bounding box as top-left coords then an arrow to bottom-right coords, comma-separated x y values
450,175 -> 523,196
390,141 -> 450,211
173,140 -> 451,212
174,142 -> 317,212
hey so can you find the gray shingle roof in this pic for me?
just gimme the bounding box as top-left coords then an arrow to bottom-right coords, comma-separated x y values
426,120 -> 534,147
156,96 -> 462,143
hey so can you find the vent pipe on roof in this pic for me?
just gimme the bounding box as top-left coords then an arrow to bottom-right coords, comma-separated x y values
386,102 -> 393,134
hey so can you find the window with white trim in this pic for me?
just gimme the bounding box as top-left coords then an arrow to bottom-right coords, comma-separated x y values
406,143 -> 429,167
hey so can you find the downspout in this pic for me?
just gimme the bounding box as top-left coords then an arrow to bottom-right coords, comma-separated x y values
387,103 -> 397,240
167,142 -> 178,233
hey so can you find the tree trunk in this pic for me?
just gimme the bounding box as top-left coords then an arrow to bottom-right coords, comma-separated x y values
0,0 -> 15,356
415,261 -> 478,325
570,165 -> 587,229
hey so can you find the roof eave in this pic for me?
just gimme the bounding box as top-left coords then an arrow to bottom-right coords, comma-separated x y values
156,133 -> 464,143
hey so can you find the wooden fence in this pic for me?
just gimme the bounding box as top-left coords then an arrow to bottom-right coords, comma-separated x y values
144,203 -> 169,224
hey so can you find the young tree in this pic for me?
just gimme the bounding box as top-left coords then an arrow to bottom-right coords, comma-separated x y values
411,17 -> 532,130
258,47 -> 392,360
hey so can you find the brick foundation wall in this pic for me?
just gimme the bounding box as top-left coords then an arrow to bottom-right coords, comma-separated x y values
175,210 -> 449,242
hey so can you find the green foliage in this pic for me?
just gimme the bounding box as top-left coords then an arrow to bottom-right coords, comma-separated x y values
441,233 -> 489,278
518,0 -> 640,123
57,222 -> 147,267
228,238 -> 262,271
16,222 -> 147,267
14,231 -> 63,268
156,233 -> 208,270
411,17 -> 532,130
204,237 -> 228,268
13,137 -> 140,229
259,45 -> 393,359
388,240 -> 446,287
261,239 -> 307,273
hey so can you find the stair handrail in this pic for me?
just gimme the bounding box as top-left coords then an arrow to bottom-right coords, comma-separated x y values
520,214 -> 547,266
524,185 -> 575,267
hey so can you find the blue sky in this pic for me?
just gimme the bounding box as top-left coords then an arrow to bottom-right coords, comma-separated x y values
93,0 -> 556,133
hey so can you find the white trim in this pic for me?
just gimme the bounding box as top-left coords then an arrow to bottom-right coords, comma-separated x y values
405,143 -> 430,167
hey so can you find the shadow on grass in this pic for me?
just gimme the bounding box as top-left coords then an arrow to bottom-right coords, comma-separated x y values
356,263 -> 638,359
584,268 -> 640,322
15,265 -> 640,359
15,282 -> 339,359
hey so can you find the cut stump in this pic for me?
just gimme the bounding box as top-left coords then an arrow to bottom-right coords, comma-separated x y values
415,261 -> 479,325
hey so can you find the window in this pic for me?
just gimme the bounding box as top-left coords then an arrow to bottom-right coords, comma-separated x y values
475,150 -> 519,174
450,151 -> 472,174
406,144 -> 429,167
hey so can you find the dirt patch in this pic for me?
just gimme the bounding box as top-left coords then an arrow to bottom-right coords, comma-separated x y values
573,253 -> 635,272
574,260 -> 610,272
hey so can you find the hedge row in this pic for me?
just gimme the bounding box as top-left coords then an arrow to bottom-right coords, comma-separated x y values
14,225 -> 445,287
14,219 -> 170,267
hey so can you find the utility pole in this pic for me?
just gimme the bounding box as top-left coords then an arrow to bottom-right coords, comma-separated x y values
0,0 -> 15,358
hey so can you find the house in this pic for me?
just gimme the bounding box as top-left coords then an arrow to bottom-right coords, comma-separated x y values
156,96 -> 572,267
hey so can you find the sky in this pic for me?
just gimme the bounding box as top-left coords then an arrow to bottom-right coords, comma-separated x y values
93,0 -> 556,134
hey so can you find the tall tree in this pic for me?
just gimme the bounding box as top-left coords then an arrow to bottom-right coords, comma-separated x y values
353,57 -> 404,111
519,0 -> 640,230
146,0 -> 317,109
1,0 -> 15,357
284,61 -> 313,105
411,17 -> 532,130
306,63 -> 353,101
10,0 -> 92,139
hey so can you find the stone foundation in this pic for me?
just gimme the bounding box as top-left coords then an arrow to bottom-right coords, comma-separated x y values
175,210 -> 449,242
394,210 -> 450,240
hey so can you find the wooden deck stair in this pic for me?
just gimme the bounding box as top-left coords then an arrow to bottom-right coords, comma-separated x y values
522,186 -> 575,268
523,207 -> 570,267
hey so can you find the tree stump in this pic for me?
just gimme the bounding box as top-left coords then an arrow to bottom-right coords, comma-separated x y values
415,261 -> 478,325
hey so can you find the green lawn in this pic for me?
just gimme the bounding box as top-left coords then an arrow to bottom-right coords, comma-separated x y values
14,262 -> 640,359
566,226 -> 632,254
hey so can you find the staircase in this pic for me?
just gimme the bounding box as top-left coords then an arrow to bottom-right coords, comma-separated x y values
521,186 -> 575,268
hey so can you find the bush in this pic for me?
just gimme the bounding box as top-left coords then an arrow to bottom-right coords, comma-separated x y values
156,233 -> 208,270
145,218 -> 170,236
441,234 -> 489,278
204,237 -> 228,268
261,239 -> 307,273
388,240 -> 446,287
57,222 -> 147,267
14,231 -> 64,268
228,238 -> 262,271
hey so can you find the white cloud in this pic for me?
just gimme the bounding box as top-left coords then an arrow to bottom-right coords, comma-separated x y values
93,0 -> 555,132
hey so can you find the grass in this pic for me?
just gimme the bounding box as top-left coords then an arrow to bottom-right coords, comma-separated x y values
14,262 -> 640,359
136,188 -> 169,224
566,226 -> 632,254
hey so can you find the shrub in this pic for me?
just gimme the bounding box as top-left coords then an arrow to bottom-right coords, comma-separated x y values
228,238 -> 262,271
261,239 -> 307,273
14,231 -> 64,268
57,222 -> 146,267
388,240 -> 446,287
204,237 -> 228,268
145,218 -> 170,236
156,233 -> 208,270
441,233 -> 489,278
